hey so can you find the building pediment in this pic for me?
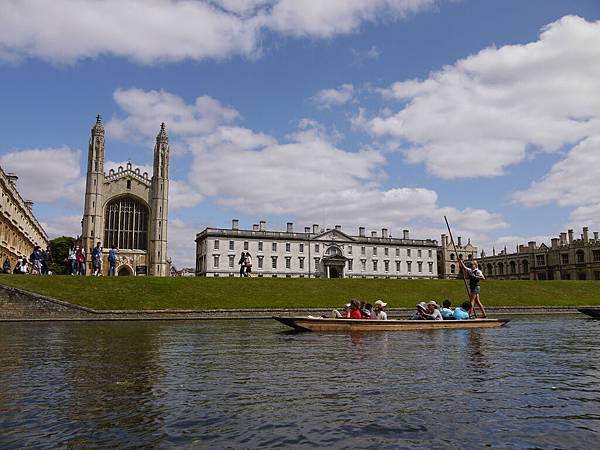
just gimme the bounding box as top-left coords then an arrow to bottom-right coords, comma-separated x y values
313,229 -> 355,242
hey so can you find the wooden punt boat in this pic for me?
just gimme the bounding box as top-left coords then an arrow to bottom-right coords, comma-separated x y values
273,316 -> 510,332
578,308 -> 600,319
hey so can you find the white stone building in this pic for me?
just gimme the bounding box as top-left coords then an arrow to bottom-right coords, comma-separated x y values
195,220 -> 439,278
81,116 -> 170,276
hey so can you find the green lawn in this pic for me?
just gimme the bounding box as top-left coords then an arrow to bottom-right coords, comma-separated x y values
1,275 -> 599,310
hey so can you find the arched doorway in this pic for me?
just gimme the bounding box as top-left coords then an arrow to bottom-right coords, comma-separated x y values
329,267 -> 341,278
117,266 -> 133,276
322,246 -> 347,278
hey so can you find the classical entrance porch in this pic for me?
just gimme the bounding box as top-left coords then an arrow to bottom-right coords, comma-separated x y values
322,254 -> 348,278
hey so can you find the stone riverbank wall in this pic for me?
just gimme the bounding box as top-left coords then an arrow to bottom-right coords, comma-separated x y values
0,285 -> 591,321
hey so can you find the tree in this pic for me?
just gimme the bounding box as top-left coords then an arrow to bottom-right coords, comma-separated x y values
48,236 -> 77,275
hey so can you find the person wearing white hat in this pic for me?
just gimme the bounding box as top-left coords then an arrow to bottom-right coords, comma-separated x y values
331,302 -> 351,318
372,300 -> 388,320
411,302 -> 427,320
422,300 -> 443,320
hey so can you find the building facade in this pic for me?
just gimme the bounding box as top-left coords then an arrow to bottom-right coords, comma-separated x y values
478,227 -> 600,280
0,167 -> 48,267
195,220 -> 439,278
81,116 -> 170,276
437,233 -> 478,279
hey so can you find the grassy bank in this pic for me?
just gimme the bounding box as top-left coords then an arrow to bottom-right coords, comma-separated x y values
1,275 -> 600,310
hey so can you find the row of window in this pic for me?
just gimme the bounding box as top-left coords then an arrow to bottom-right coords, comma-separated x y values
482,250 -> 600,273
0,191 -> 46,247
213,239 -> 433,258
213,255 -> 434,273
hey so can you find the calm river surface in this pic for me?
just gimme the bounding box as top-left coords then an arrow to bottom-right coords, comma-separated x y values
1,315 -> 599,449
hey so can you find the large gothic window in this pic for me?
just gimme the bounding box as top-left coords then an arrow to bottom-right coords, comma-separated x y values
104,197 -> 149,250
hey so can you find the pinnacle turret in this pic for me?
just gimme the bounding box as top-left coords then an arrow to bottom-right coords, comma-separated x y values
92,114 -> 104,135
156,122 -> 168,144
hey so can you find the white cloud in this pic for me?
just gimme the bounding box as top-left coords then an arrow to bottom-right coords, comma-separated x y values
39,215 -> 83,239
0,0 -> 441,64
514,136 -> 600,230
361,15 -> 600,178
106,87 -> 509,254
168,218 -> 204,269
107,88 -> 239,144
514,136 -> 600,208
0,146 -> 85,204
263,0 -> 436,38
311,84 -> 355,109
169,180 -> 205,210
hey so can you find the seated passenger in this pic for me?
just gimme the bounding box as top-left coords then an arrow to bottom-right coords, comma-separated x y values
453,301 -> 472,320
440,299 -> 454,319
331,303 -> 351,318
349,300 -> 364,319
361,302 -> 373,319
421,300 -> 443,320
372,300 -> 388,320
411,302 -> 427,320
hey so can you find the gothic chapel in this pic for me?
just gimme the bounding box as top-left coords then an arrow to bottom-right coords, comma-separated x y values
81,115 -> 170,276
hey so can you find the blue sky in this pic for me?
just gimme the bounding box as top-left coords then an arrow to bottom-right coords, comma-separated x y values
1,0 -> 599,267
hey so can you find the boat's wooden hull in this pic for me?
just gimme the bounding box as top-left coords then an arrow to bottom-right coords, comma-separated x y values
578,308 -> 600,319
273,316 -> 510,332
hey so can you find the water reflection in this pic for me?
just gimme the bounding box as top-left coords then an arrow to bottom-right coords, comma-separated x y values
1,316 -> 599,449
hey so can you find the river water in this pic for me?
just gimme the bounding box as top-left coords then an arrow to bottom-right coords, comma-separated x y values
1,315 -> 599,449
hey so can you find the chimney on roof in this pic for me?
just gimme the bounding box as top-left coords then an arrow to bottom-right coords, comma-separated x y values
595,232 -> 599,241
583,226 -> 589,243
551,238 -> 559,249
6,173 -> 18,187
287,222 -> 293,233
312,224 -> 319,234
232,219 -> 239,230
370,231 -> 376,237
359,227 -> 365,237
259,220 -> 266,231
568,229 -> 574,244
253,224 -> 259,231
528,241 -> 536,249
382,228 -> 388,238
560,232 -> 567,245
457,236 -> 462,247
304,226 -> 310,233
403,229 -> 409,240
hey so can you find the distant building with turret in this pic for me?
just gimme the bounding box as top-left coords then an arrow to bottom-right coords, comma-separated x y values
437,234 -> 478,279
81,115 -> 170,276
477,227 -> 600,280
